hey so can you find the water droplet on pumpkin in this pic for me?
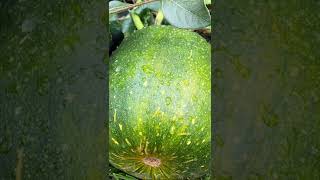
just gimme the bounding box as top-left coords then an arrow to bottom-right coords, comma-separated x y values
170,126 -> 175,135
182,79 -> 189,86
165,97 -> 172,105
191,95 -> 198,102
187,140 -> 191,145
142,64 -> 154,75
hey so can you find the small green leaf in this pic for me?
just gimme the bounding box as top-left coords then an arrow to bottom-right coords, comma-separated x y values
161,0 -> 211,29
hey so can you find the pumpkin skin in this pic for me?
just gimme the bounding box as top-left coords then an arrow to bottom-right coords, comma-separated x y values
109,25 -> 211,179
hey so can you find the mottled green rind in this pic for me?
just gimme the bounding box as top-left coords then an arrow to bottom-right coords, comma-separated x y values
109,25 -> 211,179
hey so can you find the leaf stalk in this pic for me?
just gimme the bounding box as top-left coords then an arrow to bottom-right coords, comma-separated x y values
109,0 -> 159,14
155,9 -> 164,25
130,11 -> 144,30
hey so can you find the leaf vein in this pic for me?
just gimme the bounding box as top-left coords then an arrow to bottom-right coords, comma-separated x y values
167,0 -> 208,25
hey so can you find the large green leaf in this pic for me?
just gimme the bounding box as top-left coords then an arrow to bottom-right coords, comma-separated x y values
161,0 -> 211,29
109,1 -> 131,21
135,1 -> 161,14
109,1 -> 131,12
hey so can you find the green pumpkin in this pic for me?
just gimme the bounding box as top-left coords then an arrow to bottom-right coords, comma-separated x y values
109,25 -> 211,179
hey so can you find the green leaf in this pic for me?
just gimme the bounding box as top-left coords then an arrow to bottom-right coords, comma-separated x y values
121,18 -> 135,36
109,1 -> 131,11
161,0 -> 211,29
109,1 -> 135,39
109,1 -> 131,21
135,1 -> 161,14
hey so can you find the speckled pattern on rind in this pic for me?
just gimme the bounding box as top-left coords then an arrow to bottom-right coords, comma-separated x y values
109,25 -> 211,179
